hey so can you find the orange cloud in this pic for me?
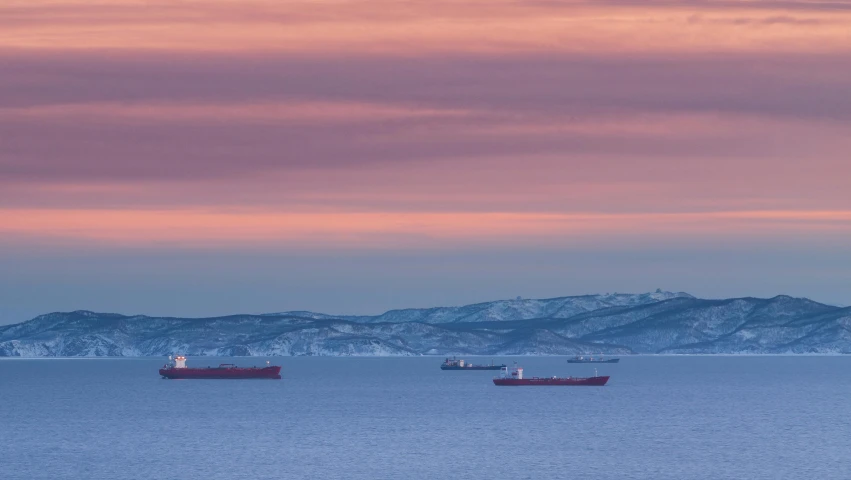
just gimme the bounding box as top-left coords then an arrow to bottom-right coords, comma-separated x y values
2,208 -> 849,249
0,101 -> 469,125
2,1 -> 849,54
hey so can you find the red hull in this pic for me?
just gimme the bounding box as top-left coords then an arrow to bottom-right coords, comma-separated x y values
159,366 -> 281,379
493,375 -> 609,386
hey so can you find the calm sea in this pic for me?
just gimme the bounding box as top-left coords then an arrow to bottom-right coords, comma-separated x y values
1,356 -> 849,480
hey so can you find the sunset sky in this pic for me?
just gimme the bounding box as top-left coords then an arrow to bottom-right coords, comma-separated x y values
1,0 -> 850,323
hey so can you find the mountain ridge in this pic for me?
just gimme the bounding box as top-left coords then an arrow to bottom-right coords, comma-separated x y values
1,292 -> 849,357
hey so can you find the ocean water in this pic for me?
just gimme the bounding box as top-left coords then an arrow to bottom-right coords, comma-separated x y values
1,356 -> 849,480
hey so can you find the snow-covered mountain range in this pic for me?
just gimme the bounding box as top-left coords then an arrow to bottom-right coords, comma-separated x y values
1,291 -> 849,356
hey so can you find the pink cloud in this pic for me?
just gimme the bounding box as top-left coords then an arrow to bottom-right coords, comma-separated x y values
1,1 -> 849,252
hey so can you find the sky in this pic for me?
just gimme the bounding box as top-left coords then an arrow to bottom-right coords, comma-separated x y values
1,0 -> 850,324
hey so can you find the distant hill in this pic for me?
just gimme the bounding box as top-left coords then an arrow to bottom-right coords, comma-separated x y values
1,292 -> 849,356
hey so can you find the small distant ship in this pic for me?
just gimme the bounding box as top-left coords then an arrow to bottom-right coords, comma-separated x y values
441,357 -> 506,370
566,354 -> 620,364
493,364 -> 609,386
159,355 -> 282,379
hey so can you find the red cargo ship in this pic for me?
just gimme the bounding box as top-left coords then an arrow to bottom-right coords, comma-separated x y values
492,364 -> 609,386
159,356 -> 282,379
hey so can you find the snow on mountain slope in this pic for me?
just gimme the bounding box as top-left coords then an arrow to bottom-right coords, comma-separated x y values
575,296 -> 848,354
277,291 -> 694,324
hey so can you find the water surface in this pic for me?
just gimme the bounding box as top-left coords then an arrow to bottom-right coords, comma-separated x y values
1,356 -> 849,479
